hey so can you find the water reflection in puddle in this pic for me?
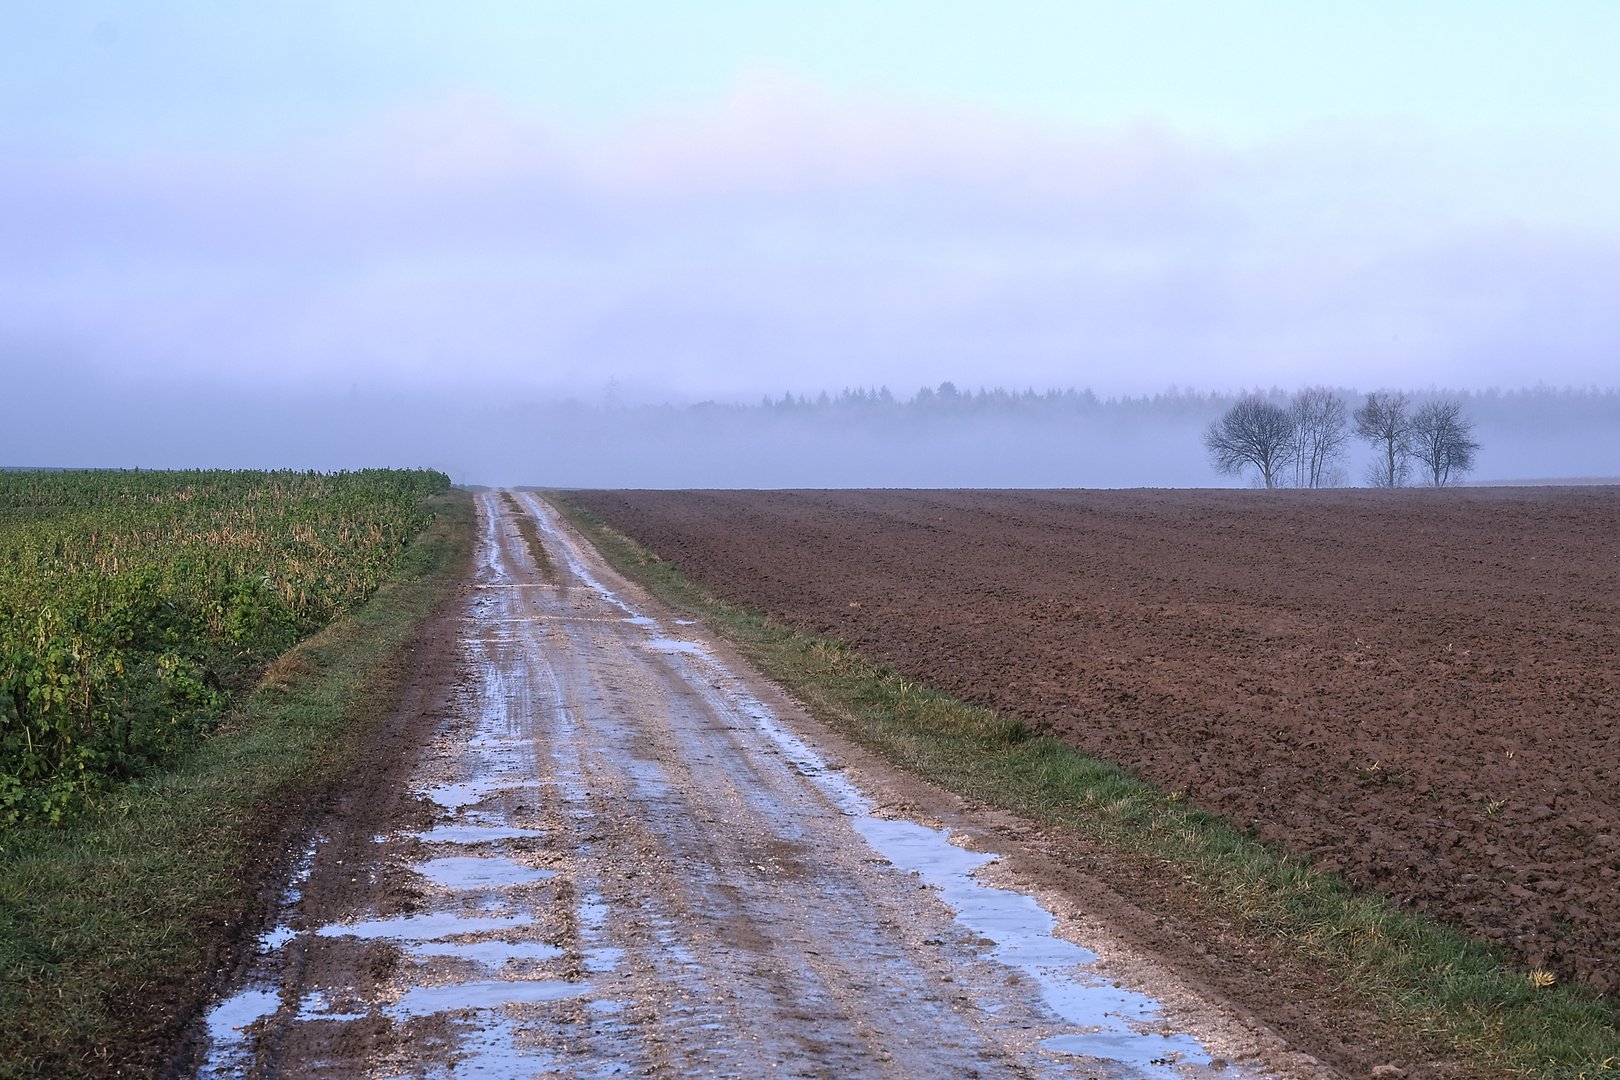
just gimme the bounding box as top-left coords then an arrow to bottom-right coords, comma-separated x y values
584,947 -> 625,972
855,817 -> 1210,1071
257,926 -> 295,952
422,777 -> 534,809
197,989 -> 282,1078
316,912 -> 530,941
417,855 -> 555,889
409,823 -> 545,844
643,637 -> 704,654
205,988 -> 280,1042
407,940 -> 564,964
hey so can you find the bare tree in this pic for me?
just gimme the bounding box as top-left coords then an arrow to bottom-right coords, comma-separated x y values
1205,394 -> 1295,489
1408,400 -> 1480,486
1288,387 -> 1349,487
1354,390 -> 1412,487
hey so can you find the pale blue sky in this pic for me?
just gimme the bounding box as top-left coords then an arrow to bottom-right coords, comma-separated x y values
2,3 -> 1618,401
7,2 -> 1619,145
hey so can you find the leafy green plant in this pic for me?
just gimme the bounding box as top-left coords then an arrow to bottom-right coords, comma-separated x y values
0,489 -> 473,1078
0,468 -> 448,824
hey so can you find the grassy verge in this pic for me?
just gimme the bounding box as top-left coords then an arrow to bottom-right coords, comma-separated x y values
0,489 -> 474,1078
547,492 -> 1619,1080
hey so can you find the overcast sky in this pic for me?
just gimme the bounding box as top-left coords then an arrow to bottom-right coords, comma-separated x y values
4,2 -> 1620,403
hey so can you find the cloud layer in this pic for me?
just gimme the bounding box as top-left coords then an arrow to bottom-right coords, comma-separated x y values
5,82 -> 1619,400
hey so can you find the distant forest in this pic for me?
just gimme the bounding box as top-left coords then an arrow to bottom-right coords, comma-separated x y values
557,383 -> 1619,488
671,383 -> 1620,429
9,372 -> 1616,488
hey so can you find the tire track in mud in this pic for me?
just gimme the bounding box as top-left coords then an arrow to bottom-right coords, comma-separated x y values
187,492 -> 1323,1080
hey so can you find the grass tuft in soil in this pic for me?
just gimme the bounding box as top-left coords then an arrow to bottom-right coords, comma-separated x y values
0,489 -> 473,1079
547,492 -> 1620,1080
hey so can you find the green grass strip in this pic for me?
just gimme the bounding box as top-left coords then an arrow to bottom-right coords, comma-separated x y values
548,492 -> 1620,1080
0,490 -> 474,1078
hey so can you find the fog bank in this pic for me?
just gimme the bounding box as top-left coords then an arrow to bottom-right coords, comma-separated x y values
6,375 -> 1615,489
7,93 -> 1620,402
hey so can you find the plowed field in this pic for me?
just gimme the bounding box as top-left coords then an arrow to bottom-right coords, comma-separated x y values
574,488 -> 1620,990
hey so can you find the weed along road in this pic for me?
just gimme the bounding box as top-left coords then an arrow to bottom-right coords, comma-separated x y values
192,492 -> 1321,1079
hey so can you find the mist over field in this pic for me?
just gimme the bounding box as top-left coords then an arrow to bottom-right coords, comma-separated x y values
8,360 -> 1616,488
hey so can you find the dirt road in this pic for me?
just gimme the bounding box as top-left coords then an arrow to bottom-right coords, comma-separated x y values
189,492 -> 1319,1079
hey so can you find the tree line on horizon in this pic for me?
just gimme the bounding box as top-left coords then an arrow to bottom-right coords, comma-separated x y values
673,381 -> 1618,425
571,382 -> 1618,486
1204,389 -> 1481,489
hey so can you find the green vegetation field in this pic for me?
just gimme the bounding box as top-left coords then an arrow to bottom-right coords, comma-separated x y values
0,469 -> 447,824
0,470 -> 471,1077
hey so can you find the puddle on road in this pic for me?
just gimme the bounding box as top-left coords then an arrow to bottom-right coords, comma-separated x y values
197,989 -> 282,1079
407,940 -> 564,963
199,835 -> 328,1075
855,818 -> 1210,1071
642,636 -> 705,654
204,840 -> 578,1077
584,946 -> 626,972
204,989 -> 280,1043
316,912 -> 531,941
417,855 -> 556,889
409,823 -> 545,844
422,777 -> 536,809
256,925 -> 295,952
621,613 -> 707,657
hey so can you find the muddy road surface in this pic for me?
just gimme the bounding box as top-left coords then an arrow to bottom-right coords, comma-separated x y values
189,493 -> 1323,1080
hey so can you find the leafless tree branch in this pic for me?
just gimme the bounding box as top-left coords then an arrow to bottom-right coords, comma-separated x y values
1204,394 -> 1295,489
1288,387 -> 1349,488
1354,391 -> 1412,488
1408,400 -> 1480,486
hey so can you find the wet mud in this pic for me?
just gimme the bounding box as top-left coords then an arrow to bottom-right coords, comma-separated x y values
185,493 -> 1336,1079
574,488 -> 1620,991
